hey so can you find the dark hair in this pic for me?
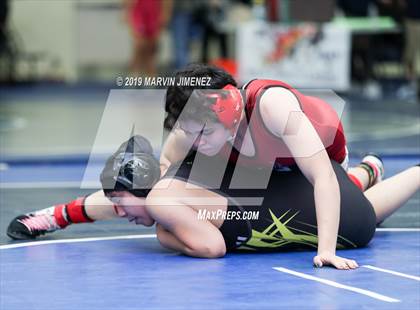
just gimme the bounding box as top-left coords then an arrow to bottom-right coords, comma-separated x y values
100,135 -> 160,198
164,63 -> 237,130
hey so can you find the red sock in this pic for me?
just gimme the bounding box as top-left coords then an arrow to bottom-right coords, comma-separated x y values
53,197 -> 94,228
53,204 -> 70,228
347,173 -> 364,190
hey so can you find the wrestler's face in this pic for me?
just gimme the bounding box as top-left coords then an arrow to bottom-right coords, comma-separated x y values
178,120 -> 231,156
111,191 -> 155,226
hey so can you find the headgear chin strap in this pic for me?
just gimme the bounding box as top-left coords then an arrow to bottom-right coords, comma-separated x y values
209,84 -> 244,134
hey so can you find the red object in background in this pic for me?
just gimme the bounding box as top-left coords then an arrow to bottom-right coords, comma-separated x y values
129,0 -> 162,39
211,58 -> 238,80
266,0 -> 279,22
266,28 -> 304,63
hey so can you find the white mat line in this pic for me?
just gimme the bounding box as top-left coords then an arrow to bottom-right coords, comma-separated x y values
0,234 -> 157,250
376,228 -> 420,232
273,267 -> 400,303
362,265 -> 420,281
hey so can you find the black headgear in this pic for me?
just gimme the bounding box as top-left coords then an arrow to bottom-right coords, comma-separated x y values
100,135 -> 160,198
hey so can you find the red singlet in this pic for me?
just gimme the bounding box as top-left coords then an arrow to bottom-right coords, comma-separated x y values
223,79 -> 347,167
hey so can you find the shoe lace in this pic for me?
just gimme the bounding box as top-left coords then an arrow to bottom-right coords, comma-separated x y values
18,214 -> 59,233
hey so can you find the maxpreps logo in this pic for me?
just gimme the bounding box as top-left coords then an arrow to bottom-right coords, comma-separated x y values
197,209 -> 259,221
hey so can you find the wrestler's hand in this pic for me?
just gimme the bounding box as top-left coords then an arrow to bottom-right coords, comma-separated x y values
313,253 -> 359,270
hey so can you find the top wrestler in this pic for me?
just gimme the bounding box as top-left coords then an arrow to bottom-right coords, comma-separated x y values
159,63 -> 384,268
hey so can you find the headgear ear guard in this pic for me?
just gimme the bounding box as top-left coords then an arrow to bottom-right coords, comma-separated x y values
209,84 -> 244,133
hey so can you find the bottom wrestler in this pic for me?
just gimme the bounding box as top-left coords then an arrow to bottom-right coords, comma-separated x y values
7,136 -> 420,270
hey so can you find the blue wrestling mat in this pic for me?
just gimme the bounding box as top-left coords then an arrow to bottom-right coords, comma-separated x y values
1,230 -> 419,309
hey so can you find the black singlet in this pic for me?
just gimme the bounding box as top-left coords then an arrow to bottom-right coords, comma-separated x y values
163,152 -> 376,252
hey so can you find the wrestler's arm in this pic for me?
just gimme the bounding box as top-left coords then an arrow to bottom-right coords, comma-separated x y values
83,190 -> 120,220
155,223 -> 198,254
260,88 -> 357,269
160,128 -> 194,175
147,180 -> 226,258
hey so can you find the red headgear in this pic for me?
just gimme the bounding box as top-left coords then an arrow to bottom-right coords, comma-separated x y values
209,84 -> 244,133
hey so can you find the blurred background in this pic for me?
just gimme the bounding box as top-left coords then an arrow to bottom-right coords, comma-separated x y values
0,0 -> 419,236
0,0 -> 419,156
